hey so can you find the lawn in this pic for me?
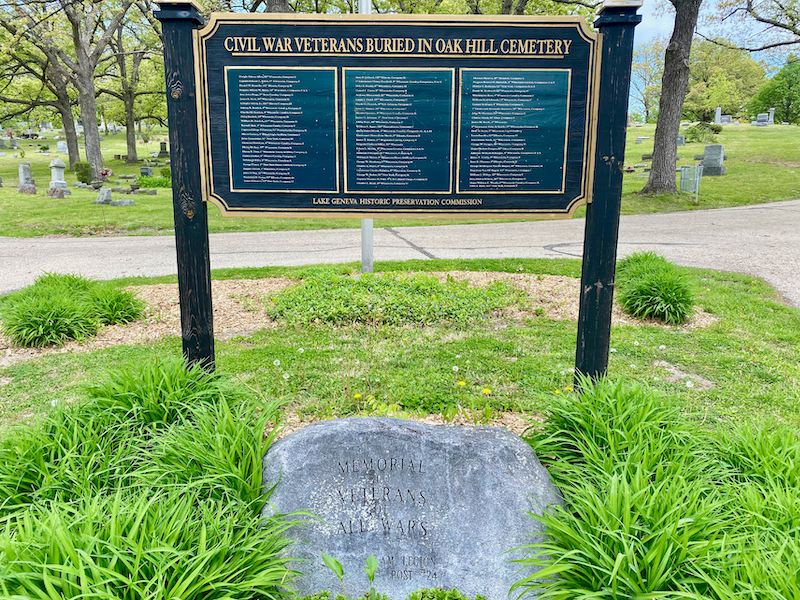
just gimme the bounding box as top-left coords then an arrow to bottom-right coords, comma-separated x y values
0,257 -> 798,599
0,123 -> 798,236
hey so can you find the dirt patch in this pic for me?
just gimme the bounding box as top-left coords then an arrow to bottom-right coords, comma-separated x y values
653,360 -> 715,390
0,272 -> 716,367
275,408 -> 543,439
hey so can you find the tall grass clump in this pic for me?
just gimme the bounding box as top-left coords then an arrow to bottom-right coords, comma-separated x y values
0,272 -> 143,347
516,377 -> 800,599
616,252 -> 695,324
271,270 -> 513,327
0,357 -> 295,599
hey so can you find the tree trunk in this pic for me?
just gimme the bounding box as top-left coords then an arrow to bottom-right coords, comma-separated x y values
640,0 -> 702,194
124,89 -> 138,162
59,102 -> 81,169
76,76 -> 104,181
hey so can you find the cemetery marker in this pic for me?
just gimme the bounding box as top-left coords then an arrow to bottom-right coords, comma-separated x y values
155,1 -> 641,382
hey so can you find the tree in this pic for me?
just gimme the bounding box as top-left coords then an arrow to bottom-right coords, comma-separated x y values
682,39 -> 765,121
748,58 -> 800,122
97,6 -> 164,163
641,0 -> 704,195
0,0 -> 133,181
631,38 -> 666,123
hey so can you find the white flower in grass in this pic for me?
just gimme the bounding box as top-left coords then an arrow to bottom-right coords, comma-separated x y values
686,380 -> 695,388
633,341 -> 639,346
452,366 -> 459,372
659,345 -> 666,350
283,373 -> 290,380
273,359 -> 280,367
50,399 -> 58,407
297,348 -> 304,354
610,348 -> 617,353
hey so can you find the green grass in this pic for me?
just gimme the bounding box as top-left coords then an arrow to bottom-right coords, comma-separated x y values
1,124 -> 799,236
1,258 -> 797,429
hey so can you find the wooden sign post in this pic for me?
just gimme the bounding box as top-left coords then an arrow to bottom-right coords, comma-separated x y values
155,2 -> 640,377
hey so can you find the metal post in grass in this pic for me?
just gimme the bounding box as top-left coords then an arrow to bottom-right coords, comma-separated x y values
359,0 -> 374,274
155,1 -> 215,370
575,0 -> 641,382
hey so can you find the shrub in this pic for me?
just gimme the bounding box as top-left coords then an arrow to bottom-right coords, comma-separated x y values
684,122 -> 720,143
86,356 -> 238,426
160,166 -> 171,178
73,161 -> 91,183
0,273 -> 143,347
38,144 -> 50,152
271,270 -> 513,327
138,175 -> 171,188
616,251 -> 694,324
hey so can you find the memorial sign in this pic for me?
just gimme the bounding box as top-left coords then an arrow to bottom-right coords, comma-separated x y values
197,14 -> 600,218
262,418 -> 563,600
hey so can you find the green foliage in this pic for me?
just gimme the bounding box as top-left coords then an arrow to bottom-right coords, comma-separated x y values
406,590 -> 486,600
616,252 -> 695,324
271,270 -> 513,327
683,40 -> 766,121
684,121 -> 720,143
73,161 -> 91,184
160,166 -> 171,178
38,144 -> 49,152
748,58 -> 800,123
0,273 -> 143,347
86,355 -> 236,426
0,357 -> 294,600
518,377 -> 800,599
138,175 -> 171,188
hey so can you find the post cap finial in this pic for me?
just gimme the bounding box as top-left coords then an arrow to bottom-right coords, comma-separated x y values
601,0 -> 644,7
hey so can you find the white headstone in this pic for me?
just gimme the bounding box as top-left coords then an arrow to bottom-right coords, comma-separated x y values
714,107 -> 722,124
18,162 -> 34,186
56,141 -> 68,154
768,108 -> 775,125
49,158 -> 69,191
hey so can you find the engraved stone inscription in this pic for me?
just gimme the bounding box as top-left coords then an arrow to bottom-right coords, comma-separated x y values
262,418 -> 563,600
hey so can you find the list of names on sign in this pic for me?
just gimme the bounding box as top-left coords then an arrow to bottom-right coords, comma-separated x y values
226,67 -> 338,192
458,69 -> 570,193
344,69 -> 454,193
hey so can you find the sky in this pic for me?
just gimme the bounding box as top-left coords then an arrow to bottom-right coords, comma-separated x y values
633,0 -> 674,47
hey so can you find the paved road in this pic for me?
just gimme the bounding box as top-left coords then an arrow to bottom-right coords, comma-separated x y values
1,200 -> 798,307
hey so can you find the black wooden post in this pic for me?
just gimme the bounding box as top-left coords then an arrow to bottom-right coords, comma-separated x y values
575,1 -> 641,381
155,1 -> 215,370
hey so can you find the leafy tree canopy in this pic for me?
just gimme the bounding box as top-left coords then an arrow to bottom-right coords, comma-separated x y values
748,57 -> 800,123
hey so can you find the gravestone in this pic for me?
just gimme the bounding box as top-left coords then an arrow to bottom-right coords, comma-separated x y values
702,144 -> 725,176
17,185 -> 37,194
94,188 -> 112,204
9,139 -> 18,149
158,141 -> 170,158
18,162 -> 34,186
676,135 -> 685,146
262,418 -> 562,600
56,141 -> 68,154
46,187 -> 67,199
140,166 -> 154,177
720,115 -> 732,125
0,139 -> 5,149
714,107 -> 722,124
752,113 -> 769,127
768,108 -> 775,125
49,158 -> 70,195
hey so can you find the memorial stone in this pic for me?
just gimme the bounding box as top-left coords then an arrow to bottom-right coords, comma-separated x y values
17,185 -> 37,194
158,141 -> 169,158
720,115 -> 732,125
48,158 -> 70,194
56,141 -> 68,154
702,144 -> 725,176
0,139 -> 5,149
752,113 -> 769,126
46,187 -> 67,199
262,418 -> 563,600
18,162 -> 34,186
110,199 -> 135,206
714,107 -> 722,124
768,108 -> 775,125
94,188 -> 112,204
676,135 -> 685,146
9,139 -> 18,149
140,166 -> 154,177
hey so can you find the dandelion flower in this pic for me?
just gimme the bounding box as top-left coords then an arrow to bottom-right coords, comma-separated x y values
554,389 -> 561,394
610,348 -> 617,353
50,399 -> 58,407
633,341 -> 639,346
481,388 -> 491,395
659,345 -> 666,350
452,366 -> 459,372
686,380 -> 695,388
456,354 -> 461,359
273,359 -> 281,367
354,393 -> 362,399
458,381 -> 466,387
297,348 -> 304,354
565,386 -> 573,392
283,373 -> 290,380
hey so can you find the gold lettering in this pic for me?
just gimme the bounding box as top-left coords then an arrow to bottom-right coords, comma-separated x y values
224,37 -> 234,52
419,38 -> 432,52
500,39 -> 510,53
563,39 -> 573,54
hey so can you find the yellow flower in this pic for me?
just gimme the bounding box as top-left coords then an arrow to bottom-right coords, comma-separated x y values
554,389 -> 561,394
565,386 -> 574,392
481,388 -> 491,395
458,381 -> 466,386
354,393 -> 361,399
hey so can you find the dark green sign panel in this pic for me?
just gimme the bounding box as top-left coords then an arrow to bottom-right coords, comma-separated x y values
197,14 -> 599,218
